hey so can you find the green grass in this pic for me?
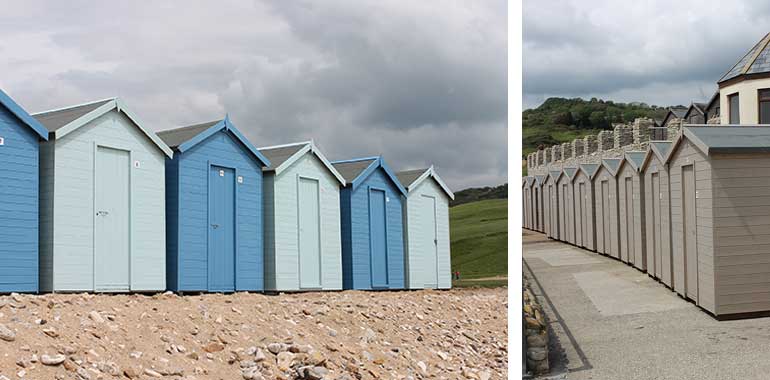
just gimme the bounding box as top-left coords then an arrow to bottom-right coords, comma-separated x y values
450,199 -> 508,280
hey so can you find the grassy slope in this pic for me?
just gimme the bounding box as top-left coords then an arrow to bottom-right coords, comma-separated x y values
450,199 -> 508,285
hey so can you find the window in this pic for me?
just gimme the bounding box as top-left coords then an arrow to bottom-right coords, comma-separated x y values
760,89 -> 770,124
729,93 -> 740,124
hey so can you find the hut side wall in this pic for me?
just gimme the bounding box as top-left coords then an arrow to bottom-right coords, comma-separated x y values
710,153 -> 770,315
668,139 -> 715,313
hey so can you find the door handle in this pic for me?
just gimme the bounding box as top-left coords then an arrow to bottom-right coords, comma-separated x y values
211,224 -> 219,229
96,211 -> 109,217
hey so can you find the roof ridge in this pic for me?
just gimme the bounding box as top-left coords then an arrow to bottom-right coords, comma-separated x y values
31,97 -> 115,116
741,32 -> 770,75
258,140 -> 312,151
157,119 -> 223,135
331,156 -> 380,164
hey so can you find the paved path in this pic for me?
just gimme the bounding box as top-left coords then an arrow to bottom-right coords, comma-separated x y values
523,229 -> 770,380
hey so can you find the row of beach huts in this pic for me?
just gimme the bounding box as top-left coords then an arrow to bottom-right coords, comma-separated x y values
524,127 -> 770,320
0,88 -> 454,294
523,31 -> 770,319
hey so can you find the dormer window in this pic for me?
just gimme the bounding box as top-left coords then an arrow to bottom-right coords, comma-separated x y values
760,89 -> 770,124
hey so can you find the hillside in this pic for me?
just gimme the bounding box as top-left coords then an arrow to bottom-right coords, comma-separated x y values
523,97 -> 672,156
450,199 -> 507,285
451,183 -> 507,207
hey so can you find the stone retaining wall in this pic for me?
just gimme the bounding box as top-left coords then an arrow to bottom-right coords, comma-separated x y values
524,276 -> 548,375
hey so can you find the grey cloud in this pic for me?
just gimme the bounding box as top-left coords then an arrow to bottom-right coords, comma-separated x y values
523,0 -> 770,109
0,1 -> 506,190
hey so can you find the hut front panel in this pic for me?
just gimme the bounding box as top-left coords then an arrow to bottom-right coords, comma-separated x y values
618,164 -> 636,265
268,153 -> 342,291
594,166 -> 619,258
668,139 -> 715,312
557,177 -> 574,244
0,105 -> 40,292
643,159 -> 673,287
47,110 -> 166,291
710,153 -> 770,315
342,168 -> 405,290
171,131 -> 265,292
632,169 -> 647,271
575,173 -> 595,251
405,178 -> 451,289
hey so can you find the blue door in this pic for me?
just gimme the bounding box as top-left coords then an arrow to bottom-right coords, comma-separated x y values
208,165 -> 236,292
369,188 -> 389,288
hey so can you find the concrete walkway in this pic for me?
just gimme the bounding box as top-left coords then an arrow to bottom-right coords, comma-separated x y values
523,229 -> 770,380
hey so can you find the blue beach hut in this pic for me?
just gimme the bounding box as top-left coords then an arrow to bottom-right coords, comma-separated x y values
0,89 -> 48,292
332,157 -> 407,290
158,117 -> 270,292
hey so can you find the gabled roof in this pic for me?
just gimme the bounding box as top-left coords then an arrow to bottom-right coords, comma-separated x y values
573,163 -> 599,182
719,32 -> 770,85
0,88 -> 48,140
600,158 -> 622,177
705,92 -> 720,113
683,102 -> 707,119
534,175 -> 546,187
32,98 -> 172,157
641,141 -> 673,171
623,151 -> 646,171
678,126 -> 770,155
331,156 -> 407,196
547,170 -> 563,183
661,107 -> 688,127
258,141 -> 345,185
157,116 -> 269,167
563,167 -> 578,180
396,166 -> 454,199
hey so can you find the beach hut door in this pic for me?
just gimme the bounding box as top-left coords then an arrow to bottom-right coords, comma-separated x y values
423,195 -> 438,288
208,166 -> 236,292
94,146 -> 130,291
298,177 -> 322,289
369,188 -> 389,288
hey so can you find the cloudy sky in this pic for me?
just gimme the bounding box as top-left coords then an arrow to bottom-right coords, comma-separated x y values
524,0 -> 770,110
0,1 -> 507,190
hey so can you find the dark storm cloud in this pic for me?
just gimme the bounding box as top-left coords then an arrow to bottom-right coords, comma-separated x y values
0,0 -> 507,190
523,0 -> 770,109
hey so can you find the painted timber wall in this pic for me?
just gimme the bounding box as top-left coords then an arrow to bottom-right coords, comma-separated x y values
557,172 -> 575,244
0,92 -> 47,292
340,166 -> 406,290
593,163 -> 620,259
709,152 -> 770,315
667,137 -> 715,312
39,110 -> 167,292
165,129 -> 265,292
544,172 -> 561,240
617,159 -> 647,270
573,166 -> 596,251
642,148 -> 674,288
404,177 -> 451,289
263,153 -> 342,291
